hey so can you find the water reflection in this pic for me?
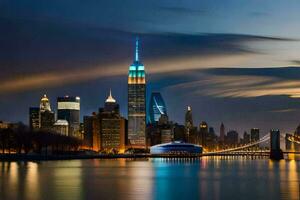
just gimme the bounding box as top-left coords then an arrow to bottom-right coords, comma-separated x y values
0,158 -> 299,200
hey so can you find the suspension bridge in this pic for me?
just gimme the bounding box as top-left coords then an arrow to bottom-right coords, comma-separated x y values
203,132 -> 300,159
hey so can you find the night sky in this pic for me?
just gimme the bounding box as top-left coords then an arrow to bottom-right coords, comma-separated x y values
1,0 -> 300,136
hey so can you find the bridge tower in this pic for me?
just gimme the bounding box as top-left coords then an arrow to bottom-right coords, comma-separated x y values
270,129 -> 284,160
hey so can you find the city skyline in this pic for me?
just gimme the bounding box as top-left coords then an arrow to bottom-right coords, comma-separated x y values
2,1 -> 300,136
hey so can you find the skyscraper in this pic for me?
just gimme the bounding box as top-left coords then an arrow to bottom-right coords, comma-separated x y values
251,128 -> 260,149
220,123 -> 225,143
29,107 -> 40,131
149,92 -> 167,124
39,94 -> 55,130
84,90 -> 126,152
250,128 -> 260,142
100,90 -> 125,151
185,106 -> 193,142
226,130 -> 239,147
128,37 -> 146,148
199,121 -> 208,146
57,96 -> 80,138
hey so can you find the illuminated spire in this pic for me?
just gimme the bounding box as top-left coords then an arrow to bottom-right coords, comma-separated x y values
40,94 -> 51,111
135,37 -> 139,62
106,89 -> 116,103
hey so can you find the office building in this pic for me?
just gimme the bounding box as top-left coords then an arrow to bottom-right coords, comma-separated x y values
85,90 -> 126,152
57,96 -> 80,138
220,123 -> 225,143
185,106 -> 194,142
226,130 -> 239,147
39,95 -> 55,130
53,120 -> 69,136
242,131 -> 250,144
199,121 -> 208,147
128,37 -> 146,148
149,92 -> 167,124
29,107 -> 40,131
250,128 -> 260,142
83,116 -> 94,149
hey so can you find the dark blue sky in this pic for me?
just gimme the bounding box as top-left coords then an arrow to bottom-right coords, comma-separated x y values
1,0 -> 300,136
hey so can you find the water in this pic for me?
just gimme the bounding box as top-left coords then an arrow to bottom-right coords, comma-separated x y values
0,157 -> 299,200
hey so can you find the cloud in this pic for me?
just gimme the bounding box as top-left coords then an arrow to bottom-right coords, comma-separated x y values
270,108 -> 298,113
0,16 -> 297,94
165,71 -> 300,98
290,60 -> 300,65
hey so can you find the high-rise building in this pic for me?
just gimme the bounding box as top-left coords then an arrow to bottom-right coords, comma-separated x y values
84,91 -> 126,152
83,116 -> 94,149
185,106 -> 194,142
226,130 -> 239,147
199,121 -> 208,146
39,95 -> 55,130
128,37 -> 146,148
149,92 -> 167,124
242,131 -> 250,144
250,128 -> 260,142
220,123 -> 225,142
57,96 -> 80,138
29,107 -> 40,131
100,91 -> 125,151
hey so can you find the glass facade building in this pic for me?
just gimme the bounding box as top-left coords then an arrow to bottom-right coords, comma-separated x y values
57,96 -> 80,138
128,38 -> 146,148
149,92 -> 167,124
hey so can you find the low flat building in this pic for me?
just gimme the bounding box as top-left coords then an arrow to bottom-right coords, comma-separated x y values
150,141 -> 202,155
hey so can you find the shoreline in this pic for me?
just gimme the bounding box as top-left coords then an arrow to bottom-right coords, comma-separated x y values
0,153 -> 273,161
0,154 -> 203,161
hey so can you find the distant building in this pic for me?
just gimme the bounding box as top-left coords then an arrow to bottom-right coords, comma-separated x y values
185,106 -> 194,142
199,121 -> 208,146
146,114 -> 174,145
242,131 -> 250,144
29,107 -> 40,131
148,92 -> 167,124
220,123 -> 225,143
173,123 -> 185,142
226,130 -> 239,147
40,111 -> 55,130
158,115 -> 173,143
39,95 -> 55,130
0,121 -> 9,129
99,90 -> 126,151
128,37 -> 146,148
84,90 -> 126,152
57,96 -> 80,138
250,128 -> 260,142
53,120 -> 69,136
83,116 -> 94,149
250,128 -> 260,149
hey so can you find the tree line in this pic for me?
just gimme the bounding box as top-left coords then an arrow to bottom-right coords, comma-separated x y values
0,123 -> 82,155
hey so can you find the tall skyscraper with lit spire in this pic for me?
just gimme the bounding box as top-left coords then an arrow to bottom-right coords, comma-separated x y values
128,37 -> 146,148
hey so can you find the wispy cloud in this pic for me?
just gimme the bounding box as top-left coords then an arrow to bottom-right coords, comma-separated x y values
167,74 -> 300,98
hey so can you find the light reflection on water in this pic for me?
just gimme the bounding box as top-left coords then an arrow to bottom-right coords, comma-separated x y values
0,157 -> 299,200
